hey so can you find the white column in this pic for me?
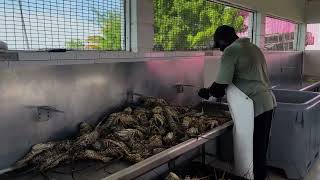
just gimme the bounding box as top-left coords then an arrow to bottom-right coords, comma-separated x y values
253,12 -> 266,49
296,23 -> 307,51
130,0 -> 154,52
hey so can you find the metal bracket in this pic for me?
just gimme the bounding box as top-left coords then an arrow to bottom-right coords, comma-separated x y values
36,106 -> 64,122
175,84 -> 184,93
173,84 -> 201,94
126,90 -> 134,104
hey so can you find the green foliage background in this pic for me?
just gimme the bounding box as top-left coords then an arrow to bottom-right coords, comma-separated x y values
67,0 -> 245,51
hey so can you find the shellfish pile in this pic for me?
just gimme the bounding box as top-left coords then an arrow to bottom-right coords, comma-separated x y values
165,172 -> 231,180
14,96 -> 231,171
166,172 -> 210,180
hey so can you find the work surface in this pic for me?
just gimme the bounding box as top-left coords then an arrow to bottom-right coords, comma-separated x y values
1,121 -> 233,180
0,160 -> 129,180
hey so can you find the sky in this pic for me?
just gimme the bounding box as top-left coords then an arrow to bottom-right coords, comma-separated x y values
0,0 -> 124,50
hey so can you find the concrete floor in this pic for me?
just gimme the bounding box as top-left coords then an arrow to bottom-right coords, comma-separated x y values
268,159 -> 320,180
209,157 -> 320,180
305,159 -> 320,180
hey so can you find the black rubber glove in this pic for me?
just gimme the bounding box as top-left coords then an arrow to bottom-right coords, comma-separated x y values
209,82 -> 228,98
198,88 -> 210,100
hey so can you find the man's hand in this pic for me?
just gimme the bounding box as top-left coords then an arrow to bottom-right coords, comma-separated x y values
209,82 -> 228,98
198,88 -> 210,100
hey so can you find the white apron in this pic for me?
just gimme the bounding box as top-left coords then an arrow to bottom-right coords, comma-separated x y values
226,84 -> 254,180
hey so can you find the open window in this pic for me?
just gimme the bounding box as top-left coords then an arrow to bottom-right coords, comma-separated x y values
264,16 -> 298,51
153,0 -> 254,51
0,0 -> 127,51
305,24 -> 320,50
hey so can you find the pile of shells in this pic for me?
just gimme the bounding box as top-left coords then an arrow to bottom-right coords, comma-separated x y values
165,172 -> 231,180
14,96 -> 231,171
166,172 -> 209,180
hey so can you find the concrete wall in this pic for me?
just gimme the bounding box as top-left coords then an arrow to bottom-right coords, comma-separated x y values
304,51 -> 320,77
0,53 -> 204,170
224,0 -> 305,23
204,52 -> 222,87
301,1 -> 320,79
306,1 -> 320,23
204,51 -> 304,89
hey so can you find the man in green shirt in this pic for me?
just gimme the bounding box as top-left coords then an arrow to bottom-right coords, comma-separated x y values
198,25 -> 276,180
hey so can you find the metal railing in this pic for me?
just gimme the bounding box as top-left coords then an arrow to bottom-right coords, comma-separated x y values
300,81 -> 320,92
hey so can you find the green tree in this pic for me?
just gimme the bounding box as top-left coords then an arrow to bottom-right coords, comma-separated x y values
87,12 -> 122,50
154,0 -> 245,50
66,11 -> 122,50
65,39 -> 84,50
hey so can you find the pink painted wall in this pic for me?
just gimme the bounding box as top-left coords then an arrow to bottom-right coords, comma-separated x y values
237,14 -> 297,37
236,14 -> 318,50
265,17 -> 295,34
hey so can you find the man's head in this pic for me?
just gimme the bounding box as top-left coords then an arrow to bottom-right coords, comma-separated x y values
213,25 -> 239,51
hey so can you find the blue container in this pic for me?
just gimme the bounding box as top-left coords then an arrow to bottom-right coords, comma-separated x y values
268,89 -> 320,179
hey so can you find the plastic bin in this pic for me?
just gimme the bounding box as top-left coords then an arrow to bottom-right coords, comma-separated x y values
300,81 -> 320,92
268,89 -> 320,179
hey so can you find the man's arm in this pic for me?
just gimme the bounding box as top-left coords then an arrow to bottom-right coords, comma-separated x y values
198,49 -> 236,99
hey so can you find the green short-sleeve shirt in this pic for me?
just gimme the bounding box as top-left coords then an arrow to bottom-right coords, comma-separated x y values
216,38 -> 277,117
